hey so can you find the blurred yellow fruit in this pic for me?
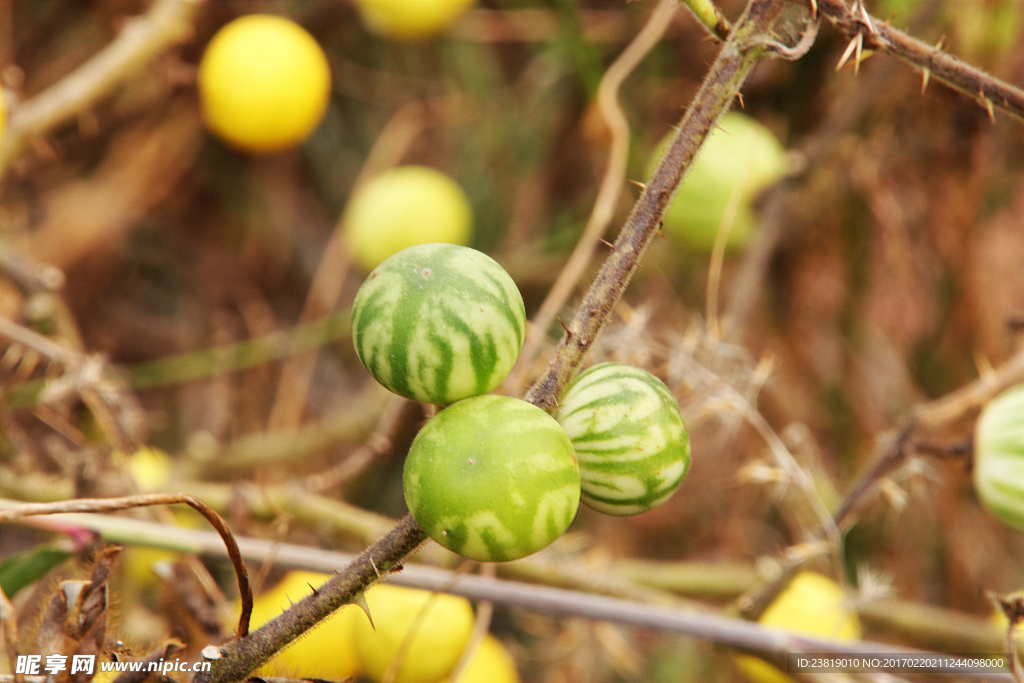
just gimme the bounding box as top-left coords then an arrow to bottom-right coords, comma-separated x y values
650,112 -> 787,253
121,447 -> 178,588
735,572 -> 860,683
198,14 -> 331,153
244,571 -> 362,679
352,583 -> 475,683
127,446 -> 173,489
441,634 -> 519,683
354,0 -> 475,41
0,89 -> 5,145
344,166 -> 473,271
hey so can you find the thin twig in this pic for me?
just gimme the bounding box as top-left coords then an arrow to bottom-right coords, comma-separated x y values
0,0 -> 204,176
15,505 -> 1011,655
0,494 -> 252,638
508,0 -> 679,390
267,99 -> 438,431
814,0 -> 1024,121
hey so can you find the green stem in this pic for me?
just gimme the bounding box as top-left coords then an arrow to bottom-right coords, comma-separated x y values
5,310 -> 351,410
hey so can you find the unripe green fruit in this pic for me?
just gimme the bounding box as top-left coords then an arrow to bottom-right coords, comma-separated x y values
344,166 -> 473,272
650,112 -> 786,253
404,395 -> 581,562
555,363 -> 690,515
974,384 -> 1024,530
351,244 -> 526,404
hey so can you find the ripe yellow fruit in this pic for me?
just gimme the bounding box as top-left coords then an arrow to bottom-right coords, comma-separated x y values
735,572 -> 860,683
352,583 -> 475,683
441,634 -> 520,683
343,166 -> 473,271
244,571 -> 362,679
354,0 -> 475,42
198,15 -> 331,153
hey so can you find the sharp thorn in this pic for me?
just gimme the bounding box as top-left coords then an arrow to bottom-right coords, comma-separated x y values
836,35 -> 858,72
352,592 -> 374,631
598,238 -> 614,248
854,32 -> 863,75
736,92 -> 746,109
920,68 -> 930,94
980,91 -> 995,123
557,317 -> 573,340
628,179 -> 647,189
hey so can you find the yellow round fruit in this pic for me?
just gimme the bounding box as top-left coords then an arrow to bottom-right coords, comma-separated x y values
352,583 -> 475,683
241,571 -> 362,679
353,0 -> 475,42
441,634 -> 519,683
198,15 -> 331,153
343,166 -> 473,271
735,572 -> 860,683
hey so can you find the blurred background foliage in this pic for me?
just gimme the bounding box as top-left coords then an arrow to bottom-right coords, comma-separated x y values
2,0 -> 1024,681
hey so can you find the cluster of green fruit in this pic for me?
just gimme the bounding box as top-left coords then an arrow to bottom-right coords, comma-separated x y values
246,572 -> 517,683
196,2 -> 475,154
352,242 -> 692,562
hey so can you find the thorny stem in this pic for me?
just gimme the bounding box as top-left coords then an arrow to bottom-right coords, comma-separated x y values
192,1 -> 786,681
509,0 -> 679,390
815,0 -> 1024,121
194,516 -> 426,683
525,0 -> 784,412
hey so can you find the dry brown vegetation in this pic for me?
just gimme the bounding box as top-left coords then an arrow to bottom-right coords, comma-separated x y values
2,0 -> 1024,682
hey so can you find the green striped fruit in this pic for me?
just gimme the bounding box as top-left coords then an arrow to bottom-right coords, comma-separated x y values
974,384 -> 1024,530
351,243 -> 526,404
555,363 -> 690,516
403,395 -> 581,562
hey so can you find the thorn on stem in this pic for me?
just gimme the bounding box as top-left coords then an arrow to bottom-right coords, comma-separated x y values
736,92 -> 745,109
557,317 -> 573,341
920,68 -> 931,94
628,179 -> 646,190
980,91 -> 996,122
599,238 -> 614,248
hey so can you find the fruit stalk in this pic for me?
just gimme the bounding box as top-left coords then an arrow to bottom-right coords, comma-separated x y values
194,1 -> 788,680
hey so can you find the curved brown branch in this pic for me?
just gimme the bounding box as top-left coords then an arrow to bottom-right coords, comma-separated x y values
0,493 -> 252,638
